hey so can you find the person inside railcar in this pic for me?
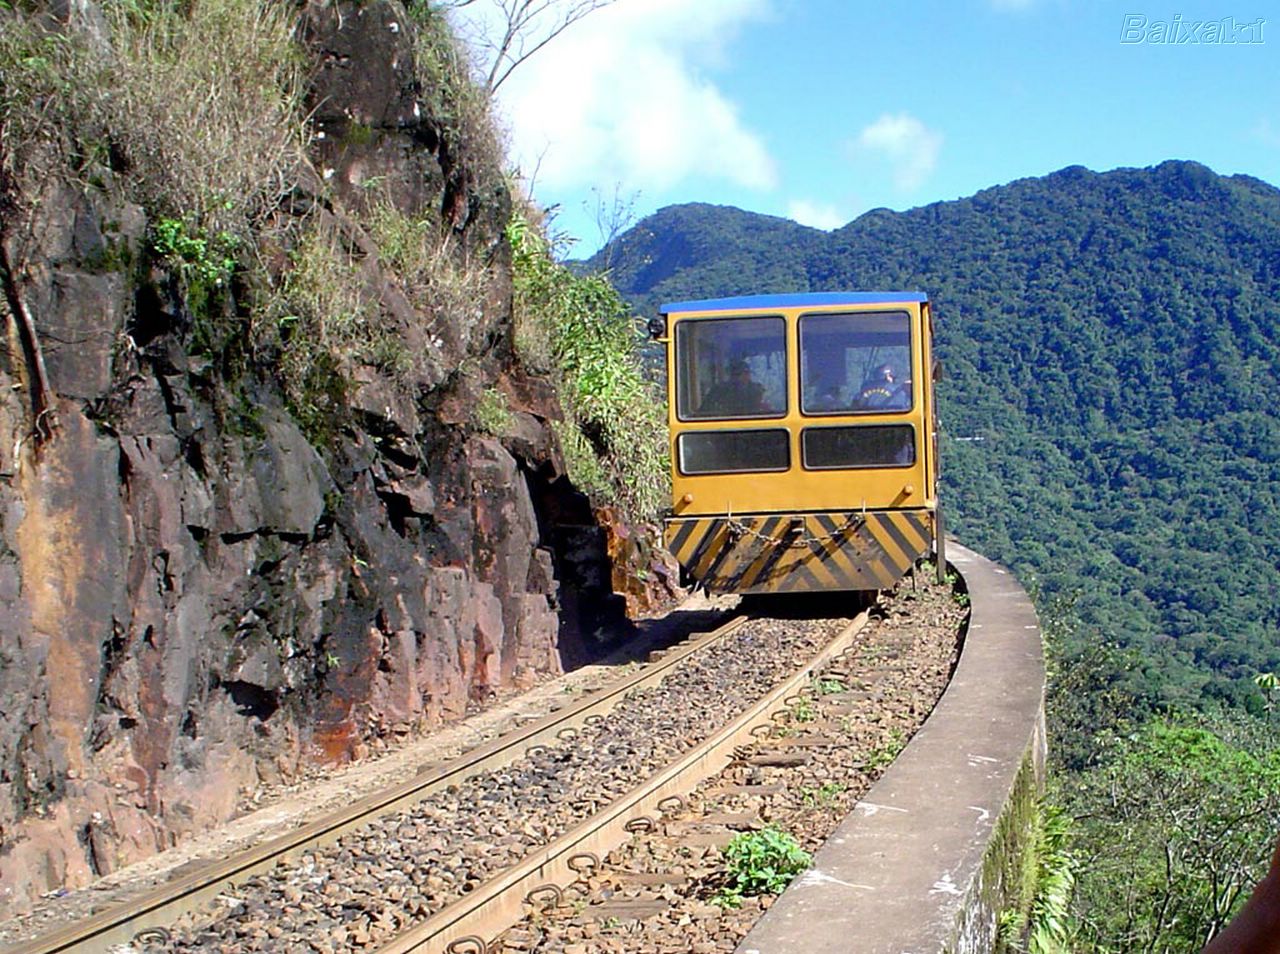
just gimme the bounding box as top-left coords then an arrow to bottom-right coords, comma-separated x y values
856,364 -> 909,410
807,378 -> 846,412
698,359 -> 766,416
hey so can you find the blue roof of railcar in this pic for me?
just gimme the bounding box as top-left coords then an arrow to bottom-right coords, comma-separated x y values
660,292 -> 927,314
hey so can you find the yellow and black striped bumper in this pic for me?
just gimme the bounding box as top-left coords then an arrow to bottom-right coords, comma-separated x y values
664,510 -> 935,594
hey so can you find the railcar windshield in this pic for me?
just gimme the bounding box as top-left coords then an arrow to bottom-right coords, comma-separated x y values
675,316 -> 787,420
799,311 -> 913,415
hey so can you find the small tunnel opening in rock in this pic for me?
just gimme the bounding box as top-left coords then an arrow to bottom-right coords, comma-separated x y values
523,462 -> 630,672
128,282 -> 175,347
221,680 -> 281,721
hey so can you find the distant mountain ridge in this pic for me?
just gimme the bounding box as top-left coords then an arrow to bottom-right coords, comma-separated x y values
588,203 -> 824,307
598,161 -> 1280,707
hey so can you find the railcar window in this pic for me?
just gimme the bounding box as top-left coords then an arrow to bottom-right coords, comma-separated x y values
802,425 -> 916,469
678,429 -> 790,475
675,316 -> 787,420
799,311 -> 913,414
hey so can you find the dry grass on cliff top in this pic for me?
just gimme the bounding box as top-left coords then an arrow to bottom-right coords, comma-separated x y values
365,199 -> 494,345
257,198 -> 499,435
409,1 -> 507,190
0,0 -> 307,241
103,0 -> 309,237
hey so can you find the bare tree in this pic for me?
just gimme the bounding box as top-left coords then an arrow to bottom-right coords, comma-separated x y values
442,0 -> 616,92
586,183 -> 639,271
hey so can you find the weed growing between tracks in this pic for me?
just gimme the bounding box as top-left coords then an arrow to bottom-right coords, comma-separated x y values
713,828 -> 811,909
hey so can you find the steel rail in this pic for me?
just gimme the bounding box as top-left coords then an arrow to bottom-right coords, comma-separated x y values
376,607 -> 871,954
4,616 -> 752,954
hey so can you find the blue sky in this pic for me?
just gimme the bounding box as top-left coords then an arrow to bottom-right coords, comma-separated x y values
451,0 -> 1279,257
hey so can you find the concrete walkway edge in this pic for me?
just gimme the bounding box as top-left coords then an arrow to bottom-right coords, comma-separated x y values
736,543 -> 1047,954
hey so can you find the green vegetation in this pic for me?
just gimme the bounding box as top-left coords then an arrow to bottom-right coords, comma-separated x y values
151,218 -> 237,286
1058,714 -> 1280,951
715,826 -> 811,908
473,387 -> 513,437
1254,671 -> 1279,717
799,781 -> 846,807
510,212 -> 668,519
999,804 -> 1076,954
549,417 -> 613,501
788,694 -> 816,723
866,728 -> 905,772
600,161 -> 1280,948
151,216 -> 238,336
1037,590 -> 1280,949
1041,594 -> 1156,772
601,161 -> 1280,709
602,203 -> 825,312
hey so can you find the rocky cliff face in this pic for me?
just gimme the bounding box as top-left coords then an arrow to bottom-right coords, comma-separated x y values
0,0 -> 675,914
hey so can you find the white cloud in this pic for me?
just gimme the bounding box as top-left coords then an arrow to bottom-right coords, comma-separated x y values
852,113 -> 944,191
787,199 -> 850,231
1253,118 -> 1280,149
452,0 -> 778,196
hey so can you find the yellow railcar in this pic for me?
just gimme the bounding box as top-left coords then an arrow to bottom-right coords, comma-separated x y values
651,292 -> 942,595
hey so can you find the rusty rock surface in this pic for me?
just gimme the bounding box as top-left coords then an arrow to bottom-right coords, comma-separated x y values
0,0 -> 674,916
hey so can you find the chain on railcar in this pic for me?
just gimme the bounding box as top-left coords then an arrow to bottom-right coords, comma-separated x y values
648,292 -> 943,595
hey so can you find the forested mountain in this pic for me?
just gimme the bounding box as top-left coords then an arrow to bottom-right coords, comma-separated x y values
596,161 -> 1280,708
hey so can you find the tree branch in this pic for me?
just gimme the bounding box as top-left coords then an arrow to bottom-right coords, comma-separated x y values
0,237 -> 58,447
450,0 -> 616,93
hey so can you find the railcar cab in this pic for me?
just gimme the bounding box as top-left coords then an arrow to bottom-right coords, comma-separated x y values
655,292 -> 941,595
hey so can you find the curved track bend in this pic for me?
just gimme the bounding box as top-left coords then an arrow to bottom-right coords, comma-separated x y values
1,558 -> 989,954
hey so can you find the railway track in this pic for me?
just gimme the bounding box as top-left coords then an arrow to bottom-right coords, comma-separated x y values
2,572 -> 964,954
482,578 -> 961,953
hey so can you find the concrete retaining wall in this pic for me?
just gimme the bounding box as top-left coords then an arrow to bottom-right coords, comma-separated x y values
736,543 -> 1046,954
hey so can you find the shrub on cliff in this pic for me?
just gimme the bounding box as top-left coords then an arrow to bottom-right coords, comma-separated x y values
508,211 -> 669,520
1062,714 -> 1280,951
